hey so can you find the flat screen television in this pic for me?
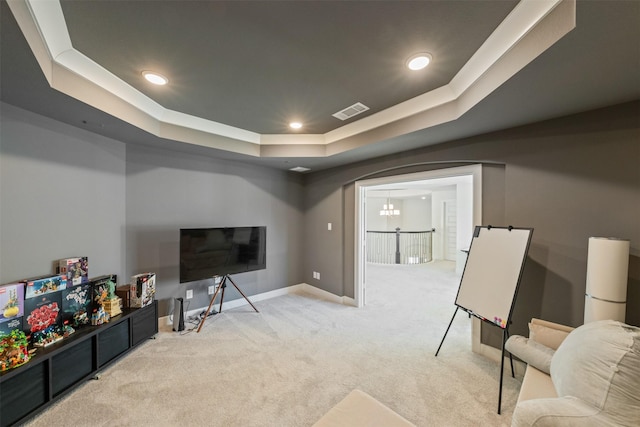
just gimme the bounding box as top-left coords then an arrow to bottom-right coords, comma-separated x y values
179,226 -> 266,283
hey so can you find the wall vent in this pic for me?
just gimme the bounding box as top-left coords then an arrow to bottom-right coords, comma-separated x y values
332,102 -> 370,121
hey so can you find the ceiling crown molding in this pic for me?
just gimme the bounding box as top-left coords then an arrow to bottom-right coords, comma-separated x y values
7,0 -> 575,159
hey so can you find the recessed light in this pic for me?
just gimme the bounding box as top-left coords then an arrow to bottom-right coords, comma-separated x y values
406,53 -> 432,71
142,71 -> 168,85
290,166 -> 311,173
289,122 -> 303,129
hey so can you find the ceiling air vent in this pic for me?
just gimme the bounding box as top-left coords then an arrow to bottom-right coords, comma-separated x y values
332,102 -> 370,121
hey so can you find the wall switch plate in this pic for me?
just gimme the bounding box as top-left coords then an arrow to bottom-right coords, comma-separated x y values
208,285 -> 216,295
328,223 -> 332,231
214,276 -> 222,284
186,289 -> 193,299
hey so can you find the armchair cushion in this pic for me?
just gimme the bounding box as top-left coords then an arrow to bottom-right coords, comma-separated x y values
550,320 -> 640,426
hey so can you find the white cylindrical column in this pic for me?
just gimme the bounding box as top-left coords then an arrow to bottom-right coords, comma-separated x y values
584,237 -> 629,323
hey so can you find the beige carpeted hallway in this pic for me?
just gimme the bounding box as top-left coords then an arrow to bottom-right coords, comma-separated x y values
24,261 -> 520,426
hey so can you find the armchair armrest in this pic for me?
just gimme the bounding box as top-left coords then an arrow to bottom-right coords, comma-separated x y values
505,335 -> 555,374
512,396 -> 605,427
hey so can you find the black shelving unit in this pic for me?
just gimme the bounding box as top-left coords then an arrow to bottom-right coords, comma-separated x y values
0,301 -> 158,427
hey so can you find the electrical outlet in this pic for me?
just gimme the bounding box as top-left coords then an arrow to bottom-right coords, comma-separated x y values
317,272 -> 320,280
186,289 -> 193,299
208,285 -> 216,295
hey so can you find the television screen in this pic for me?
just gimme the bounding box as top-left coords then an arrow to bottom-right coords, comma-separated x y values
179,227 -> 266,283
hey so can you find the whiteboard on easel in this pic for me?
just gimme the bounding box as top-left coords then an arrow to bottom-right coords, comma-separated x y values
455,226 -> 533,329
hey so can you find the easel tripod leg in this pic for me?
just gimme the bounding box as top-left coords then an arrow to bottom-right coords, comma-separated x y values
218,278 -> 227,313
197,283 -> 224,333
196,275 -> 258,333
510,354 -> 515,377
226,275 -> 259,313
498,328 -> 507,414
435,307 -> 458,356
505,328 -> 515,378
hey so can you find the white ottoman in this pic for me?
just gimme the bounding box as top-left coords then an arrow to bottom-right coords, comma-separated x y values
313,389 -> 416,427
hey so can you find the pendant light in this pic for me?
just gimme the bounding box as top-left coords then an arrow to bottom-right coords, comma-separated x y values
379,191 -> 400,216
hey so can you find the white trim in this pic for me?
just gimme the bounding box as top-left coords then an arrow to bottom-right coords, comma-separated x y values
298,283 -> 357,306
7,0 -> 574,156
158,282 -> 354,328
354,185 -> 367,308
449,0 -> 565,97
260,134 -> 327,146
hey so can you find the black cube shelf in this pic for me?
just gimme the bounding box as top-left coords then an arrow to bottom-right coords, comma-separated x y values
0,301 -> 158,427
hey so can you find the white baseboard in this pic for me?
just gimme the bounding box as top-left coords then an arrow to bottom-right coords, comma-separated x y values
159,282 -> 355,328
296,283 -> 357,306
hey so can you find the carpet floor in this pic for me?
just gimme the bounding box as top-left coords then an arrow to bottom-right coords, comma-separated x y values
23,261 -> 520,426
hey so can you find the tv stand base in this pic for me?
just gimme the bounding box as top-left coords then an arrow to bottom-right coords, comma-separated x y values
196,274 -> 258,332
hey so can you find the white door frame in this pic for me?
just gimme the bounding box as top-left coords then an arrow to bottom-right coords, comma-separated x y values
354,164 -> 483,346
442,199 -> 458,261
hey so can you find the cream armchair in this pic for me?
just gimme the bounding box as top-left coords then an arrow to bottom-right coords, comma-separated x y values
506,319 -> 640,426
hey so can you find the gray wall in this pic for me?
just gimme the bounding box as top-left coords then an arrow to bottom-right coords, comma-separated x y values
0,103 -> 126,282
2,100 -> 639,334
303,101 -> 640,340
125,144 -> 304,315
0,103 -> 305,317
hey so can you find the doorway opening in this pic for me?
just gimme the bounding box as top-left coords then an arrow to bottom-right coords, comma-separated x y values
354,164 -> 483,345
355,164 -> 482,306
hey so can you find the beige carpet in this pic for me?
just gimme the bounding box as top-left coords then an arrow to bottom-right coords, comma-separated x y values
24,261 -> 520,426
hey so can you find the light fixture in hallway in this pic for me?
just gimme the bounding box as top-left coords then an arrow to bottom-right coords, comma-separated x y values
379,192 -> 400,216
